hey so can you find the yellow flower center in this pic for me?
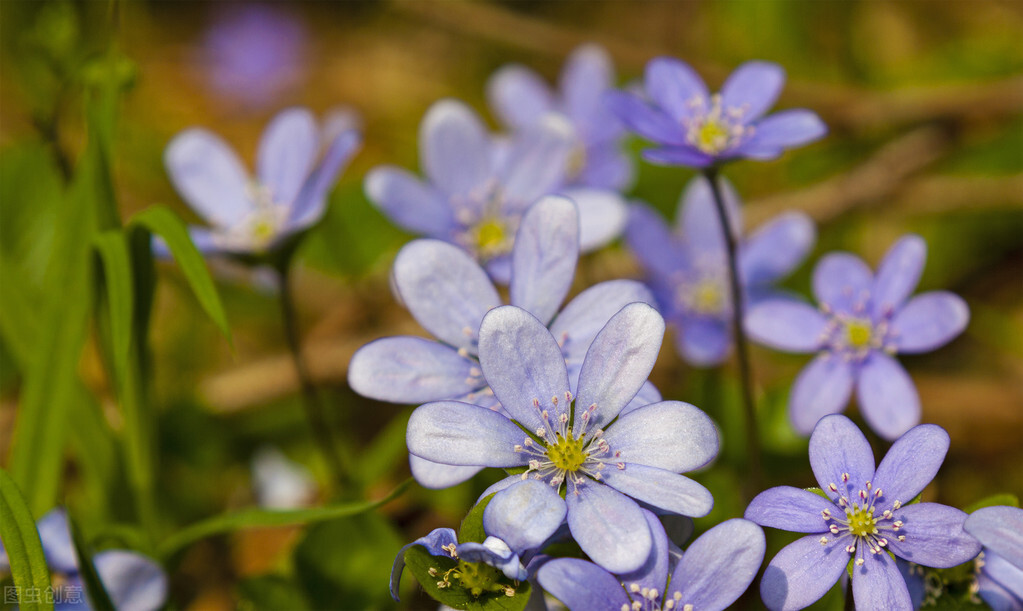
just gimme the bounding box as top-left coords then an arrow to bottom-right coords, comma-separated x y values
695,119 -> 732,154
692,280 -> 726,315
565,142 -> 587,180
845,319 -> 874,349
454,560 -> 505,597
546,432 -> 587,473
846,506 -> 878,538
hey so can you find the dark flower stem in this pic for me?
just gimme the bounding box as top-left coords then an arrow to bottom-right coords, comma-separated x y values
276,259 -> 349,490
703,167 -> 762,498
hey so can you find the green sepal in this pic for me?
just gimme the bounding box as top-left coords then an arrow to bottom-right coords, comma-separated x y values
964,493 -> 1019,513
459,493 -> 497,544
402,545 -> 532,611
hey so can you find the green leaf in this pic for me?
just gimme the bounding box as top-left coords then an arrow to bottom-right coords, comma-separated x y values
67,514 -> 115,611
0,468 -> 54,611
402,545 -> 532,611
156,478 -> 411,558
458,493 -> 497,545
806,487 -> 830,499
128,206 -> 231,342
92,231 -> 134,398
964,493 -> 1019,513
237,575 -> 310,611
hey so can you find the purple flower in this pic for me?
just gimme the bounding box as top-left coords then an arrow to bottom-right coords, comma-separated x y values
348,196 -> 658,489
965,506 -> 1023,610
745,234 -> 970,440
487,43 -> 633,190
201,4 -> 307,109
745,415 -> 981,610
626,175 -> 815,366
606,58 -> 826,167
389,528 -> 528,601
537,511 -> 764,611
250,446 -> 316,510
365,99 -> 626,283
406,302 -> 719,573
163,107 -> 361,256
0,509 -> 167,611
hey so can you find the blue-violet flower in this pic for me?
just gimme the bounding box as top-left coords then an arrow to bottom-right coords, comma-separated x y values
745,234 -> 970,440
487,43 -> 633,190
626,175 -> 814,366
745,415 -> 981,610
964,506 -> 1023,610
606,58 -> 826,167
406,302 -> 719,573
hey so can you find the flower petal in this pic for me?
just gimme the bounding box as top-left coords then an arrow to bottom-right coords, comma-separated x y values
677,174 -> 743,253
390,528 -> 458,600
740,212 -> 816,286
745,486 -> 833,533
619,380 -> 662,418
857,352 -> 921,441
618,510 -> 672,595
672,518 -> 766,611
760,533 -> 851,611
625,202 -> 686,280
477,474 -> 522,503
642,146 -> 715,168
789,354 -> 855,436
871,235 -> 926,318
536,558 -> 630,608
499,115 -> 574,205
885,503 -> 980,568
408,455 -> 482,490
600,463 -> 714,518
576,303 -> 665,430
980,551 -> 1023,609
809,414 -> 876,501
720,61 -> 786,122
560,44 -> 617,138
406,401 -> 529,468
739,109 -> 827,159
812,252 -> 874,314
93,550 -> 168,611
602,400 -> 720,473
645,57 -> 709,122
164,128 -> 252,227
420,99 -> 492,196
966,506 -> 1023,569
510,196 -> 579,326
347,337 -> 477,404
566,482 -> 652,574
37,509 -> 78,574
478,306 -> 572,432
364,166 -> 455,237
484,480 -> 567,553
675,316 -> 731,367
486,65 -> 555,131
604,91 -> 688,145
550,280 -> 656,368
872,423 -> 949,506
577,145 -> 634,191
560,187 -> 627,252
891,292 -> 969,354
289,128 -> 361,229
457,537 -> 527,581
851,544 -> 913,611
392,239 -> 500,352
257,107 -> 318,208
745,299 -> 827,353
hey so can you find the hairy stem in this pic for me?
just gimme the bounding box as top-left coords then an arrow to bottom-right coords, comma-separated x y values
703,167 -> 762,498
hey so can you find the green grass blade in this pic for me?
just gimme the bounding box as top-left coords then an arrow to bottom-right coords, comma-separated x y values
0,468 -> 54,611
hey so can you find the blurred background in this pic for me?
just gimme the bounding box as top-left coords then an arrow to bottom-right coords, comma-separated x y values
1,1 -> 1021,609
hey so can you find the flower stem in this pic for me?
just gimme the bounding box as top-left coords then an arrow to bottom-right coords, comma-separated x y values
276,260 -> 349,491
703,167 -> 762,498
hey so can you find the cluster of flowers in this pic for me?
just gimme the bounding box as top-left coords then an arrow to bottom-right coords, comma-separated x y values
9,44 -> 1018,611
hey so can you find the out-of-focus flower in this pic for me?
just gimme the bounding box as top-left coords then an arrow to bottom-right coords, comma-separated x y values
365,99 -> 626,283
163,107 -> 360,257
745,235 -> 970,440
487,43 -> 633,190
965,506 -> 1023,610
201,4 -> 307,108
626,175 -> 815,367
0,509 -> 167,611
348,196 -> 658,489
745,415 -> 981,610
250,446 -> 316,510
407,303 -> 719,573
389,528 -> 527,601
606,58 -> 826,167
538,511 -> 764,611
